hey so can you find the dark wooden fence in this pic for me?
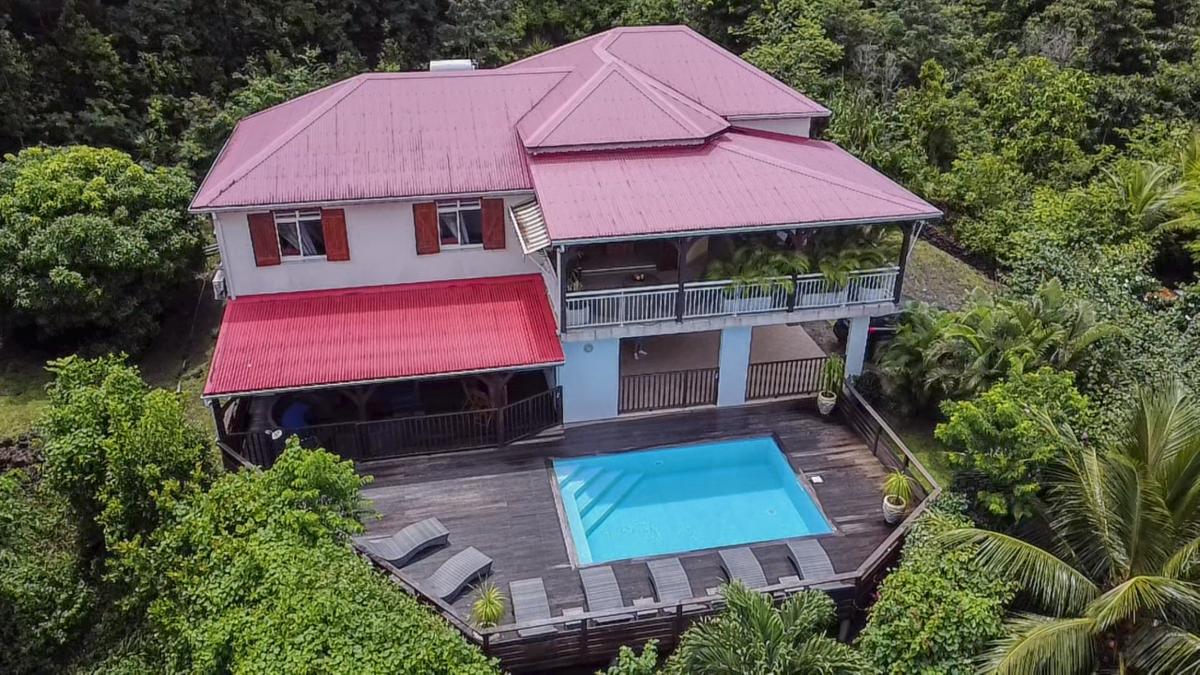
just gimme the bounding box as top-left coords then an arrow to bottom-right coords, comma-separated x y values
618,367 -> 719,413
222,387 -> 562,467
745,356 -> 828,400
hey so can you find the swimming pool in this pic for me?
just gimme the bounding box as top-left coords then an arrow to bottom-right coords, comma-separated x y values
552,436 -> 833,565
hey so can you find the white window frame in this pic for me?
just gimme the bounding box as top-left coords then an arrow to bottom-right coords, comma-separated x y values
436,199 -> 484,249
273,209 -> 326,261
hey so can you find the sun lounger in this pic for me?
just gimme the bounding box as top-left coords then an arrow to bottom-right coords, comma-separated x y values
424,547 -> 492,602
580,566 -> 633,623
354,517 -> 449,567
718,547 -> 768,589
786,538 -> 835,580
510,578 -> 558,637
647,558 -> 704,611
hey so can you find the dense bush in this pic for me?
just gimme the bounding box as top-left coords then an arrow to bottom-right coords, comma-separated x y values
936,367 -> 1091,522
856,494 -> 1015,674
0,146 -> 204,351
0,469 -> 95,673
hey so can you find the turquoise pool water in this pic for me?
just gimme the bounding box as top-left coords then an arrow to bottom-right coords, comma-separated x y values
553,436 -> 833,564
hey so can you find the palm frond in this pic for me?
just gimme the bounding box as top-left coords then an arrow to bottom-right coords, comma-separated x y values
1125,623 -> 1200,675
936,527 -> 1099,616
1086,576 -> 1200,630
978,613 -> 1097,675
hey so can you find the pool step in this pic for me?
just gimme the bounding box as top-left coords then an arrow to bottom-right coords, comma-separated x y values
559,466 -> 601,498
582,472 -> 644,534
575,469 -> 623,514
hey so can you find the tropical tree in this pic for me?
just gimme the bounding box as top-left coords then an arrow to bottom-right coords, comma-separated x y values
1105,160 -> 1177,231
938,380 -> 1200,673
664,583 -> 867,674
1165,132 -> 1200,264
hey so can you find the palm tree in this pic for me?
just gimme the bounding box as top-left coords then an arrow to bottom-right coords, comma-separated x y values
1166,132 -> 1200,263
1106,161 -> 1177,232
665,583 -> 867,674
938,380 -> 1200,674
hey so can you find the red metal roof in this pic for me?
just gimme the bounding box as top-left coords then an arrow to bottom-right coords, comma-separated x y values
527,130 -> 942,241
203,275 -> 564,397
191,69 -> 569,210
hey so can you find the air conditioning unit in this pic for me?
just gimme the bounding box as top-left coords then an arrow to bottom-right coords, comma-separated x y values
212,268 -> 228,300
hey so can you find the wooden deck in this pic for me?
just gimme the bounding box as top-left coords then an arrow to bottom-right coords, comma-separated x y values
359,399 -> 894,623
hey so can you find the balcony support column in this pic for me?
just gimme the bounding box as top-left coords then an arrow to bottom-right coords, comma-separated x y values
845,317 -> 870,377
674,237 -> 696,322
893,222 -> 916,303
559,246 -> 579,332
717,326 -> 752,406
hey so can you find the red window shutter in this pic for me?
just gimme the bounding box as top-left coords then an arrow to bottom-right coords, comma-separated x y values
481,198 -> 506,250
247,212 -> 281,267
321,208 -> 350,261
413,202 -> 440,255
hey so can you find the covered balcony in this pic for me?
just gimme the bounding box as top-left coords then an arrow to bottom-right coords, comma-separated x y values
556,223 -> 913,331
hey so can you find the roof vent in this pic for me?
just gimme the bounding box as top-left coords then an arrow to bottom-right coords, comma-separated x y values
429,59 -> 475,72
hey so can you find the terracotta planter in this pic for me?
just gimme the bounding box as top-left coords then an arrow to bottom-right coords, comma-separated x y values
882,495 -> 907,525
817,391 -> 837,415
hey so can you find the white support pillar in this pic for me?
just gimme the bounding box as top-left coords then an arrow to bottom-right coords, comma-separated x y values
717,326 -> 752,406
559,339 -> 620,423
845,316 -> 870,377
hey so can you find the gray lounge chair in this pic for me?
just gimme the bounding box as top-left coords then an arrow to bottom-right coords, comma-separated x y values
354,517 -> 449,567
580,566 -> 633,623
424,547 -> 492,602
510,578 -> 557,637
718,547 -> 768,589
647,558 -> 704,611
786,538 -> 835,580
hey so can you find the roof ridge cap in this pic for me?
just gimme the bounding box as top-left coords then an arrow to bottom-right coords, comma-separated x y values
718,136 -> 934,212
207,76 -> 370,200
525,62 -> 699,146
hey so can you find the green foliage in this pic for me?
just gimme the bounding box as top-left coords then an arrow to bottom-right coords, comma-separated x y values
878,279 -> 1114,413
935,380 -> 1200,673
665,583 -> 868,674
857,494 -> 1016,674
936,367 -> 1090,522
39,354 -> 216,566
601,641 -> 661,675
471,581 -> 506,628
0,469 -> 95,673
881,470 -> 914,503
738,0 -> 846,95
823,355 -> 846,394
0,146 -> 204,351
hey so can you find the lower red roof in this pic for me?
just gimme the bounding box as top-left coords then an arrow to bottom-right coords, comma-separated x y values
204,274 -> 564,397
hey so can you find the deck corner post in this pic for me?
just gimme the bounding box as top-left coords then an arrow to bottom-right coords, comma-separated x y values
674,237 -> 693,322
894,221 -> 915,303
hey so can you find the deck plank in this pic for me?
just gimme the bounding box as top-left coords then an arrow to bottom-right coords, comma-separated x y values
359,400 -> 893,620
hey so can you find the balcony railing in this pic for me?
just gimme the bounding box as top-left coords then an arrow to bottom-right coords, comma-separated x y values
563,266 -> 899,329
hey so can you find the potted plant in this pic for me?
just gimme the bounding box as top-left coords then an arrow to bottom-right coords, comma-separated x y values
470,581 -> 506,628
816,355 -> 844,415
705,244 -> 794,314
882,470 -> 915,525
564,268 -> 592,326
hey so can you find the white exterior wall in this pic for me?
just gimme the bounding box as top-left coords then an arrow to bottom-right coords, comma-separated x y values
731,117 -> 812,138
213,195 -> 543,297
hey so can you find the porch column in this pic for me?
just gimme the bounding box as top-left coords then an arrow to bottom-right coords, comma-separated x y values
559,339 -> 620,423
717,326 -> 752,407
674,237 -> 695,322
893,222 -> 915,303
845,316 -> 870,377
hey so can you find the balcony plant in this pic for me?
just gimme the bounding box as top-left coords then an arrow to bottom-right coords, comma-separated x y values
881,469 -> 915,525
816,354 -> 844,415
705,243 -> 805,313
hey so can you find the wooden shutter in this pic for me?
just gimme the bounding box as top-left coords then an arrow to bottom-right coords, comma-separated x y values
413,202 -> 440,255
247,212 -> 281,267
321,208 -> 350,261
481,198 -> 506,250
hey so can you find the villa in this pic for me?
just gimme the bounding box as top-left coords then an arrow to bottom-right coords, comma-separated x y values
192,26 -> 940,671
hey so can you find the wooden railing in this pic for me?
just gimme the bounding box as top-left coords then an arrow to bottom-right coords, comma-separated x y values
618,367 -> 719,413
838,380 -> 939,496
563,267 -> 899,329
745,356 -> 828,400
221,388 -> 563,467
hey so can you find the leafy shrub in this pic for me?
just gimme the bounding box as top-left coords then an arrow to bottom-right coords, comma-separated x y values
0,469 -> 95,673
856,494 -> 1015,674
134,442 -> 497,674
936,367 -> 1091,522
601,641 -> 660,675
0,146 -> 204,351
39,354 -> 216,566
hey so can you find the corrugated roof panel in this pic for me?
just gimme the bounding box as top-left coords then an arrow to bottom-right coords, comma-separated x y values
203,274 -> 564,396
510,199 -> 552,253
528,130 -> 942,241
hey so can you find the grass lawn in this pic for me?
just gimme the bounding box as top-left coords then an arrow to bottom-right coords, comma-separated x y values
903,240 -> 1000,309
0,277 -> 222,439
885,414 -> 956,488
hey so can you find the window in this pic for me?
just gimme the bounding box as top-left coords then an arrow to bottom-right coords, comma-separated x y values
274,209 -> 326,259
437,200 -> 483,248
